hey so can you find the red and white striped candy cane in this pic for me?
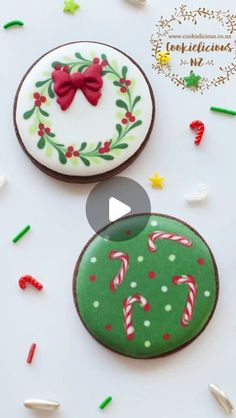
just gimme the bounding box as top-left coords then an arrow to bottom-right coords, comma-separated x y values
123,294 -> 151,340
148,231 -> 192,253
109,251 -> 130,291
172,275 -> 198,326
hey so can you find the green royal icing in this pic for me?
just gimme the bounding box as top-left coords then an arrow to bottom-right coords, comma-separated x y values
74,214 -> 219,359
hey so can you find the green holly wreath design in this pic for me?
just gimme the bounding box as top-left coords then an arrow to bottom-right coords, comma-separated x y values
23,53 -> 143,166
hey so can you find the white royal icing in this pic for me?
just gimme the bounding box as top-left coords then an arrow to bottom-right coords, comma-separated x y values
15,42 -> 154,178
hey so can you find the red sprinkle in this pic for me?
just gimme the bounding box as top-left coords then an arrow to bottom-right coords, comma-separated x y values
27,343 -> 37,364
190,120 -> 205,145
19,275 -> 43,291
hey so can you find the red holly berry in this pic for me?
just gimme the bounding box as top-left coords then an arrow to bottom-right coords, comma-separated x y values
38,130 -> 44,137
39,123 -> 45,130
73,151 -> 80,157
55,64 -> 62,70
122,118 -> 128,124
104,141 -> 110,147
34,92 -> 40,100
40,96 -> 46,103
101,60 -> 108,67
125,80 -> 131,86
67,146 -> 74,152
125,112 -> 132,118
45,127 -> 51,134
66,151 -> 72,158
35,100 -> 41,107
98,147 -> 105,154
93,57 -> 100,64
119,78 -> 125,84
63,65 -> 70,73
120,86 -> 127,93
130,116 -> 136,123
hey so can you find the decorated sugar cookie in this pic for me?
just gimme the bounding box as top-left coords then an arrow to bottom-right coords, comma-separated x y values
14,42 -> 155,183
73,214 -> 219,359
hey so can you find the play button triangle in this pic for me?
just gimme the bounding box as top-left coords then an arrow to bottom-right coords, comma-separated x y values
109,197 -> 131,222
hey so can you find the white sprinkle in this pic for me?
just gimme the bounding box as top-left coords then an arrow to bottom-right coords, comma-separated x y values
24,399 -> 60,411
185,184 -> 209,203
127,0 -> 146,5
161,285 -> 168,293
168,254 -> 176,262
137,256 -> 144,262
144,340 -> 151,348
165,304 -> 172,312
150,220 -> 158,227
204,290 -> 211,298
130,282 -> 137,288
144,320 -> 151,327
0,175 -> 6,190
93,301 -> 100,308
90,257 -> 97,263
209,383 -> 234,414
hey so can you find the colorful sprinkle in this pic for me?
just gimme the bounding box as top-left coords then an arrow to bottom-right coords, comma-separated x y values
204,290 -> 211,298
184,71 -> 201,88
190,120 -> 205,145
198,258 -> 205,265
27,343 -> 37,364
209,383 -> 234,414
210,106 -> 236,116
137,256 -> 144,262
144,320 -> 151,327
0,175 -> 7,190
93,301 -> 100,308
63,0 -> 80,14
19,275 -> 43,291
99,396 -> 112,410
163,333 -> 171,340
12,225 -> 31,243
185,184 -> 209,203
130,281 -> 137,288
156,51 -> 171,65
144,340 -> 151,348
105,324 -> 112,331
89,275 -> 96,282
149,172 -> 165,189
3,20 -> 24,29
165,304 -> 172,312
168,254 -> 176,262
148,271 -> 156,279
161,285 -> 168,293
90,257 -> 97,263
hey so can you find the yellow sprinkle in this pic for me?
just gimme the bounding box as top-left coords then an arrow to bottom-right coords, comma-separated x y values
148,173 -> 165,189
156,51 -> 171,65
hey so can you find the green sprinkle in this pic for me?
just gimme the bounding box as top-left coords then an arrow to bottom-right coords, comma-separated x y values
99,396 -> 112,410
210,106 -> 236,116
3,20 -> 24,29
12,225 -> 31,243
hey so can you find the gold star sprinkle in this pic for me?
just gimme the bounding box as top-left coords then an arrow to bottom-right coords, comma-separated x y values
63,0 -> 80,14
156,51 -> 171,66
149,173 -> 165,189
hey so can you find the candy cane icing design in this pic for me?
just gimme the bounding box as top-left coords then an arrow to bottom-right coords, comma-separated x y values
109,251 -> 130,291
172,275 -> 198,326
123,294 -> 151,340
148,231 -> 192,253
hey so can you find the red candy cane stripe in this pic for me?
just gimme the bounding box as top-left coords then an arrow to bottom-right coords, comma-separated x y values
19,275 -> 43,291
190,120 -> 205,145
123,294 -> 151,340
109,251 -> 130,291
172,275 -> 198,326
148,231 -> 192,253
27,343 -> 37,364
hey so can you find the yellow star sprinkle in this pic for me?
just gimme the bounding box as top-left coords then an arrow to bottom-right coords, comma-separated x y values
64,0 -> 80,14
149,173 -> 165,189
156,51 -> 171,65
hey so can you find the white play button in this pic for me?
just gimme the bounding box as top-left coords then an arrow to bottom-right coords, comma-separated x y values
109,197 -> 131,222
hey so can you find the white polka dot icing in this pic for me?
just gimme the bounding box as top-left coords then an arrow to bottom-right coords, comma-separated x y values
14,42 -> 155,182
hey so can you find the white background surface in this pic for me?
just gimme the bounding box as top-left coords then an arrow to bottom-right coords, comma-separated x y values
0,1 -> 236,418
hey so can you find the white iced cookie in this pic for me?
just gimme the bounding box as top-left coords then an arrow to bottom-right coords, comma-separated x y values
14,42 -> 155,183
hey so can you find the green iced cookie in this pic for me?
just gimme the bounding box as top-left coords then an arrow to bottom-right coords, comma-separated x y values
73,214 -> 219,359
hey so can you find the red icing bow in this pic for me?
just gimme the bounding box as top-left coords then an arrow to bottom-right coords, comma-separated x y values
52,64 -> 103,111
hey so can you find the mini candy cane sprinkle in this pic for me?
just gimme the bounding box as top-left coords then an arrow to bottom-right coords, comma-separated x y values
185,184 -> 209,203
190,120 -> 205,145
148,231 -> 192,253
19,275 -> 43,291
209,384 -> 234,414
172,275 -> 198,326
123,294 -> 150,340
27,343 -> 37,364
109,251 -> 130,291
